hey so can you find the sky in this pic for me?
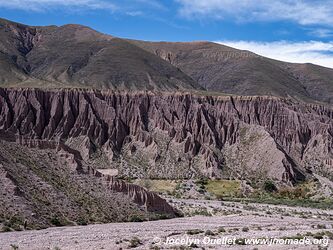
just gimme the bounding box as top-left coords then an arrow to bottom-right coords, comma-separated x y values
0,0 -> 332,68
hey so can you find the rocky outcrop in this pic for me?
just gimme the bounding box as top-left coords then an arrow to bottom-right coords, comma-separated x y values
103,175 -> 177,214
8,135 -> 177,216
0,88 -> 332,184
0,138 -> 179,230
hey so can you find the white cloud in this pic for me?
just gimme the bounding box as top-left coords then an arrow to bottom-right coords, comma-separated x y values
216,40 -> 333,68
176,0 -> 333,27
0,0 -> 117,11
0,0 -> 168,15
0,0 -> 168,12
308,28 -> 333,38
125,11 -> 144,17
134,0 -> 166,10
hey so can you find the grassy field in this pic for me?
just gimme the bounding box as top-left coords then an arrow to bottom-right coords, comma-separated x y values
134,179 -> 242,198
205,180 -> 241,198
133,178 -> 333,210
133,179 -> 179,194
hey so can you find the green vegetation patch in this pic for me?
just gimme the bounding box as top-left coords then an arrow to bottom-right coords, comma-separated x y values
205,180 -> 241,198
134,179 -> 178,194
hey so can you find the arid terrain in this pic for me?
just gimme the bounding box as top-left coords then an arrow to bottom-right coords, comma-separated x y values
0,18 -> 332,250
0,199 -> 332,250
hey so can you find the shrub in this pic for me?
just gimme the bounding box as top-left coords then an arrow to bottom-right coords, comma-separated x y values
143,180 -> 152,189
154,213 -> 171,220
77,218 -> 88,226
4,221 -> 12,227
205,230 -> 215,236
195,178 -> 208,186
9,216 -> 23,226
129,237 -> 142,248
191,208 -> 212,216
187,229 -> 203,235
129,215 -> 144,222
149,215 -> 163,221
50,217 -> 62,227
263,180 -> 277,193
2,226 -> 11,232
312,232 -> 325,240
10,245 -> 19,250
189,243 -> 198,248
11,224 -> 22,231
324,231 -> 333,240
317,224 -> 327,229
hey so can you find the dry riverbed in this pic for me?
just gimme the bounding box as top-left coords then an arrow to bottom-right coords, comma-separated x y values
0,199 -> 332,250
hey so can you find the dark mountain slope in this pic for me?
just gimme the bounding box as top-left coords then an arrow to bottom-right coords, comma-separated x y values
1,18 -> 333,103
0,18 -> 201,91
280,62 -> 333,103
131,40 -> 333,104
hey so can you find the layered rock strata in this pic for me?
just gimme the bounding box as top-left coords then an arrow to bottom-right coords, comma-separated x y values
0,88 -> 332,184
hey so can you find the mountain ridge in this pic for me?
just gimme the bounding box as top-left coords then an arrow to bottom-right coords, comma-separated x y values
0,18 -> 333,105
0,17 -> 333,231
130,39 -> 333,104
0,18 -> 202,91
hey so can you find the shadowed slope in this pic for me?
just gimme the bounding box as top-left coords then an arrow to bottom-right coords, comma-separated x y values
131,40 -> 333,104
0,18 -> 201,91
1,18 -> 333,104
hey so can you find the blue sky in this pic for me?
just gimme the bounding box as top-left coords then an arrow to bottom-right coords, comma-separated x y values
0,0 -> 332,68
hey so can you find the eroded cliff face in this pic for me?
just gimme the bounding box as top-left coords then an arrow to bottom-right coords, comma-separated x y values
0,88 -> 332,185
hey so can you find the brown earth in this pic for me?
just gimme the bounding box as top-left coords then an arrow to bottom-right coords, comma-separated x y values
0,88 -> 332,185
0,18 -> 201,91
131,40 -> 333,104
0,138 -> 178,231
1,18 -> 333,105
0,18 -> 332,235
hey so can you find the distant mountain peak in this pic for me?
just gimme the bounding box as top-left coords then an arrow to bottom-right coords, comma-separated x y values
0,18 -> 332,104
0,18 -> 201,91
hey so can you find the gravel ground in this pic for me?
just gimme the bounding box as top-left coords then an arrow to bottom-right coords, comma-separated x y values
0,199 -> 332,250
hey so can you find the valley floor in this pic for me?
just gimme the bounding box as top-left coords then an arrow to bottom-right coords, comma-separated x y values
0,199 -> 332,250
